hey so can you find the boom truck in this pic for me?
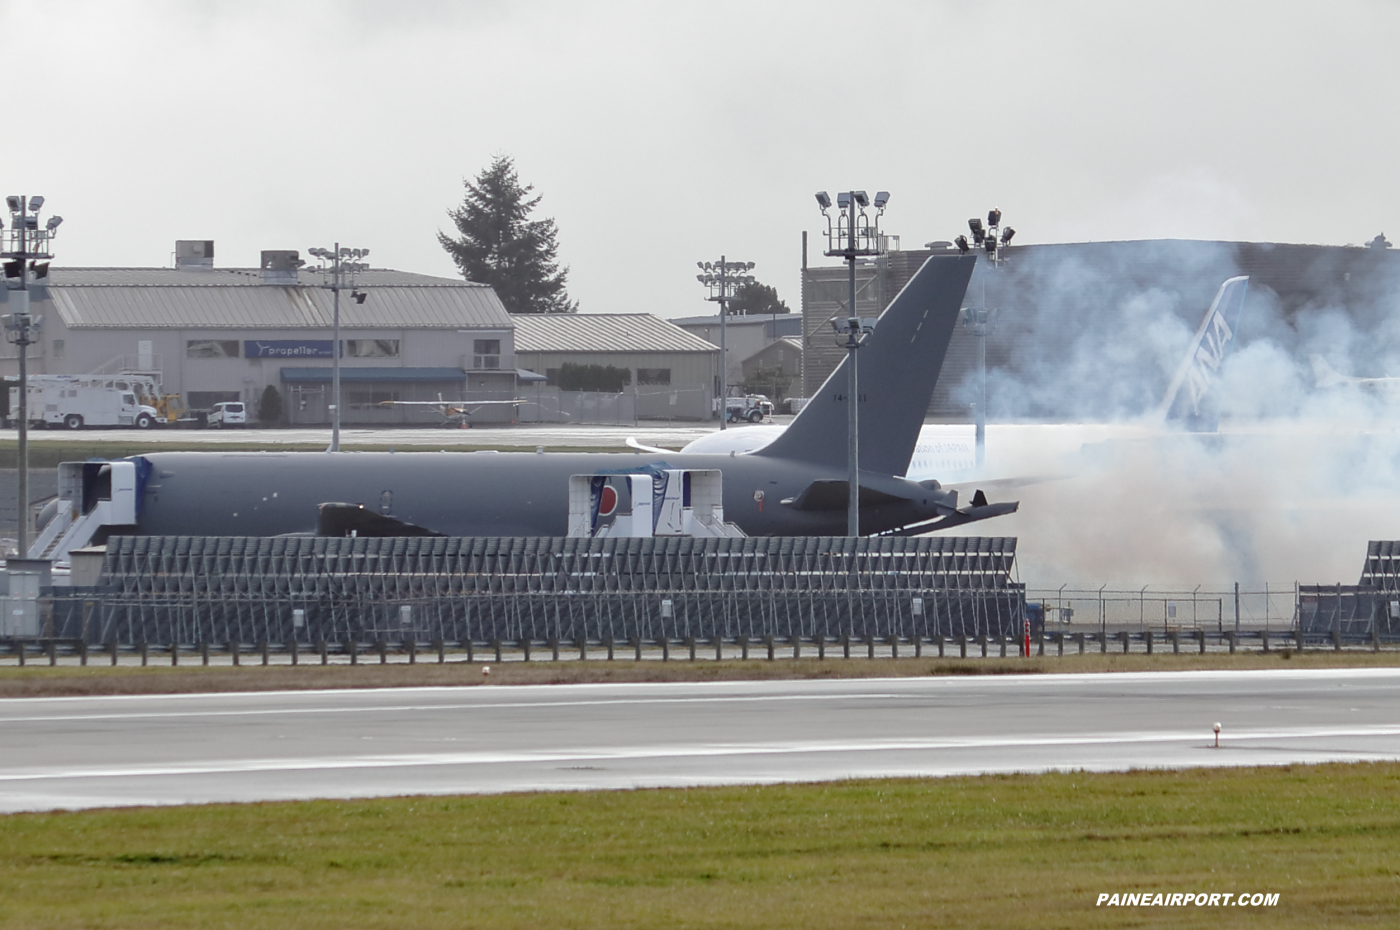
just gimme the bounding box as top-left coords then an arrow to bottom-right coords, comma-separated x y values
8,374 -> 163,429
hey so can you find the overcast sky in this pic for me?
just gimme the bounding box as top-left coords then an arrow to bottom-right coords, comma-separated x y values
5,0 -> 1398,319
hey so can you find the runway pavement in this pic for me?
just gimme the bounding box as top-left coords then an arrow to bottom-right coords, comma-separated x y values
2,667 -> 1399,812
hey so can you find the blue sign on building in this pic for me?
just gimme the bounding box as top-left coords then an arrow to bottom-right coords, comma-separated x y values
245,340 -> 339,359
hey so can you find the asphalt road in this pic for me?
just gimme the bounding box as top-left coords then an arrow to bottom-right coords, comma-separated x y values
2,668 -> 1399,812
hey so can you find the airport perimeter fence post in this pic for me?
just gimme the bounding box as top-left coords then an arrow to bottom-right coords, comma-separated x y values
1170,631 -> 1179,654
979,634 -> 988,658
318,638 -> 328,665
46,640 -> 55,666
999,635 -> 1007,657
661,638 -> 670,662
1226,631 -> 1236,654
765,635 -> 775,661
1332,629 -> 1341,652
347,638 -> 356,666
521,639 -> 531,663
462,639 -> 472,663
15,643 -> 23,667
817,635 -> 826,660
1075,632 -> 1085,654
550,638 -> 560,662
1197,630 -> 1206,654
713,635 -> 723,661
1099,632 -> 1107,654
494,639 -> 504,663
687,637 -> 696,662
842,635 -> 851,659
740,636 -> 750,661
1120,631 -> 1130,654
1037,633 -> 1045,656
578,636 -> 589,662
958,635 -> 967,659
169,642 -> 176,667
632,637 -> 642,661
914,635 -> 922,658
78,639 -> 87,666
935,633 -> 945,657
1145,631 -> 1153,655
261,640 -> 270,666
889,635 -> 899,659
291,638 -> 299,666
604,637 -> 614,661
1261,630 -> 1270,653
408,639 -> 417,665
791,634 -> 801,660
140,641 -> 148,667
867,635 -> 876,659
109,637 -> 118,666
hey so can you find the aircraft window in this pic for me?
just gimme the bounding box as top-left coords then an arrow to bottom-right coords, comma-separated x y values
346,339 -> 400,358
187,340 -> 240,358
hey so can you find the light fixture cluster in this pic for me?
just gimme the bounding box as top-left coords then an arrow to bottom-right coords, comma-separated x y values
954,207 -> 1015,260
2,195 -> 61,287
814,189 -> 890,259
695,259 -> 755,291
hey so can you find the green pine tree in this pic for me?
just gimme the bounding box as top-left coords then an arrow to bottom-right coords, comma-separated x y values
728,280 -> 790,315
438,155 -> 578,314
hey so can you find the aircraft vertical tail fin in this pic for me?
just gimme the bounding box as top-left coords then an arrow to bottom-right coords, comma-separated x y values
1310,354 -> 1347,388
1156,275 -> 1250,430
754,255 -> 976,475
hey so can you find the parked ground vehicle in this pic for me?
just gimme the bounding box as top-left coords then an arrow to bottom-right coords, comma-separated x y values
9,375 -> 161,429
725,394 -> 773,423
207,401 -> 247,428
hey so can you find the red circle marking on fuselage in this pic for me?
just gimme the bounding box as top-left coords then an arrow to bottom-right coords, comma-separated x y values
599,485 -> 618,516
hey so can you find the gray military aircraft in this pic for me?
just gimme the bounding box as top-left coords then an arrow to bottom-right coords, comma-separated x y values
54,253 -> 1017,545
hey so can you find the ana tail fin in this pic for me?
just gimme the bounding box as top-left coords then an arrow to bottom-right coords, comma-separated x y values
1156,275 -> 1250,429
754,254 -> 976,475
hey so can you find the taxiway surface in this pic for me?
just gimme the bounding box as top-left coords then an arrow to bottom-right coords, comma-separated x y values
2,668 -> 1399,812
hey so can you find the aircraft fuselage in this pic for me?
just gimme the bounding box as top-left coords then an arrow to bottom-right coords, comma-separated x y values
134,450 -> 946,538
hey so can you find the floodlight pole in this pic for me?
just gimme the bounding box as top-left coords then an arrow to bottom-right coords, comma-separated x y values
310,243 -> 367,452
2,195 -> 57,558
696,256 -> 755,430
956,209 -> 1014,470
331,243 -> 341,452
816,189 -> 887,536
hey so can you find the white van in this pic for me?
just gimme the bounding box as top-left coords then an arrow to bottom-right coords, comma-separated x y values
207,401 -> 247,428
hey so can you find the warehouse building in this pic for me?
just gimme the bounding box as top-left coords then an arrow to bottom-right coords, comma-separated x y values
513,313 -> 721,422
0,241 -> 721,426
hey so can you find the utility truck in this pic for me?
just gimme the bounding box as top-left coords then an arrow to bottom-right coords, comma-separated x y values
9,375 -> 161,429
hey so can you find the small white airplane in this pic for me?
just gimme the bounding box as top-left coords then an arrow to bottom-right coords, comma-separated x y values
1310,355 -> 1400,394
379,396 -> 530,426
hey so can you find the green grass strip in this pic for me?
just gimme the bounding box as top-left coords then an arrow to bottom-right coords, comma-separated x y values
1,763 -> 1398,928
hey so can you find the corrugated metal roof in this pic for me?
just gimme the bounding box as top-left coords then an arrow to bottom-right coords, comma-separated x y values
513,313 -> 719,354
49,268 -> 474,287
280,367 -> 467,383
37,268 -> 512,330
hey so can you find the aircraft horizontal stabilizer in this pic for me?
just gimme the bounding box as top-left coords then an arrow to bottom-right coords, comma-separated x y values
317,502 -> 444,538
879,498 -> 1020,537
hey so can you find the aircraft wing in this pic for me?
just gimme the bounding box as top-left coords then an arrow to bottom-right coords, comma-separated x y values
625,437 -> 677,454
379,399 -> 528,408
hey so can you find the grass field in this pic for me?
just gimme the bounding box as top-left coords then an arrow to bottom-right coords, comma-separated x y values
0,763 -> 1396,929
1,649 -> 1398,697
